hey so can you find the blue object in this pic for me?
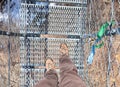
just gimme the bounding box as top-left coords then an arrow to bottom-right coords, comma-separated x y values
118,28 -> 120,34
87,45 -> 95,64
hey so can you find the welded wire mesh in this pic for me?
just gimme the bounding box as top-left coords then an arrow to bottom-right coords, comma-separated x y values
48,6 -> 87,35
20,37 -> 85,86
0,0 -> 120,87
20,3 -> 87,35
20,3 -> 49,33
49,0 -> 87,4
19,1 -> 87,86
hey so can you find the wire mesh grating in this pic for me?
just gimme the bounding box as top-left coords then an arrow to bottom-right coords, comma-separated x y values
19,1 -> 87,87
49,0 -> 87,4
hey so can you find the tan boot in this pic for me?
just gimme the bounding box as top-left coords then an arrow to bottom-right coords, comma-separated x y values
45,58 -> 55,72
60,43 -> 69,56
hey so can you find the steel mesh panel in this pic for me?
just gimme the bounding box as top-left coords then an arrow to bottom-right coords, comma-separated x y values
49,0 -> 87,4
48,6 -> 87,35
20,37 -> 85,86
20,4 -> 87,35
20,37 -> 46,87
47,38 -> 85,79
19,2 -> 87,87
20,69 -> 44,87
20,3 -> 49,33
20,37 -> 46,65
47,38 -> 84,70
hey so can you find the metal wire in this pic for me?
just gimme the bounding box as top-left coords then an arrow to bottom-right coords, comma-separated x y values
111,0 -> 114,21
106,1 -> 114,87
7,0 -> 11,87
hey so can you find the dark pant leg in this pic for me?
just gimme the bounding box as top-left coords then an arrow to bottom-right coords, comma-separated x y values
59,54 -> 86,87
34,69 -> 58,87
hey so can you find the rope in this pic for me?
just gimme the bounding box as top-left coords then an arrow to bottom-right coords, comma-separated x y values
111,0 -> 114,21
107,1 -> 115,87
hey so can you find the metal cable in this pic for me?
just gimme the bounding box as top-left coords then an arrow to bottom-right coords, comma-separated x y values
106,0 -> 114,87
7,0 -> 11,87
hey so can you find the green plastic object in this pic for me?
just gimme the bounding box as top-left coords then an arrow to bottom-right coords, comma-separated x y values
110,20 -> 115,26
97,22 -> 109,39
95,41 -> 104,48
